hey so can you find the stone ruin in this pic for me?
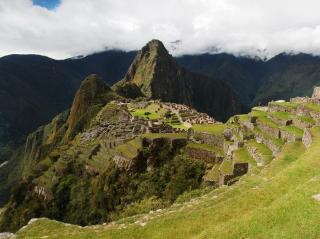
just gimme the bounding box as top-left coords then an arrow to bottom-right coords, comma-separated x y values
290,86 -> 320,104
312,86 -> 320,99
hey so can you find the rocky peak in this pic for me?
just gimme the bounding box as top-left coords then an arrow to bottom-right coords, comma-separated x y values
140,39 -> 169,58
119,39 -> 173,98
115,39 -> 191,102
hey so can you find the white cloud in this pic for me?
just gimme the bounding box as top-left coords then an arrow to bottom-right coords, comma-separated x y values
1,0 -> 320,59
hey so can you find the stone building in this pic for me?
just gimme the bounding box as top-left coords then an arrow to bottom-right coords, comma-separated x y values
312,86 -> 320,99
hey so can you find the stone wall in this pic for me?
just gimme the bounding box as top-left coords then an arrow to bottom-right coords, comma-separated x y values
255,134 -> 280,156
268,104 -> 296,114
245,143 -> 265,166
302,129 -> 312,148
256,121 -> 280,139
193,132 -> 224,148
296,104 -> 320,120
268,115 -> 292,126
280,130 -> 301,143
223,163 -> 248,186
292,118 -> 313,129
312,87 -> 320,98
186,147 -> 217,164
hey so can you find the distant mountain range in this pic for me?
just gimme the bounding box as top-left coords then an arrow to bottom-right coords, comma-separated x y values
1,41 -> 320,164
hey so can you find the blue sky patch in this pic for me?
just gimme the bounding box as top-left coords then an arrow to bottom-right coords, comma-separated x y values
32,0 -> 61,10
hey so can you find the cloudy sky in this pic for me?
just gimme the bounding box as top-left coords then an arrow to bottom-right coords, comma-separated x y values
1,0 -> 320,59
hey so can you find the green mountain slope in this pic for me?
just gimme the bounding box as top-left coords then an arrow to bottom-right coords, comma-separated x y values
13,96 -> 320,238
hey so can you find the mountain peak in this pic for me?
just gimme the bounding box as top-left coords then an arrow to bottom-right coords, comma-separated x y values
114,39 -> 174,98
65,74 -> 119,139
142,39 -> 168,56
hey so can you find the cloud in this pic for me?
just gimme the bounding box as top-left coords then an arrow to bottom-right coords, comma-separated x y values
1,0 -> 320,59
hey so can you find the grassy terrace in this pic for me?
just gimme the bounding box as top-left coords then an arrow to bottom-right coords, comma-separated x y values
254,127 -> 285,147
269,101 -> 298,109
219,159 -> 233,175
249,110 -> 267,118
115,138 -> 142,158
192,124 -> 226,135
187,142 -> 224,156
281,125 -> 304,137
270,111 -> 291,120
129,103 -> 166,120
296,115 -> 316,124
19,130 -> 317,238
237,114 -> 250,122
257,116 -> 278,128
206,163 -> 221,181
304,103 -> 320,112
246,140 -> 273,164
233,148 -> 256,166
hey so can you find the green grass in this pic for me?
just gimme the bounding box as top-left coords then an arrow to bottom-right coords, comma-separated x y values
249,110 -> 267,118
219,159 -> 233,175
254,127 -> 285,147
270,111 -> 291,120
115,138 -> 142,158
304,103 -> 320,112
237,114 -> 250,122
281,125 -> 304,137
187,142 -> 224,156
233,148 -> 256,166
246,140 -> 273,164
206,163 -> 221,181
269,101 -> 298,109
19,131 -> 319,238
296,115 -> 316,124
192,124 -> 226,135
129,103 -> 167,120
130,109 -> 160,120
257,116 -> 278,128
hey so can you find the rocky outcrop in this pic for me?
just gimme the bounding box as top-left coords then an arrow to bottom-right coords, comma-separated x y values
34,186 -> 53,202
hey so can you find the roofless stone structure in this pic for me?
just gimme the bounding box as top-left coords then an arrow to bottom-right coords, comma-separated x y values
312,86 -> 320,99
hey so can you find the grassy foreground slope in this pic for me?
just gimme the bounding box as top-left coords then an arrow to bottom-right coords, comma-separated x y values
17,127 -> 320,238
